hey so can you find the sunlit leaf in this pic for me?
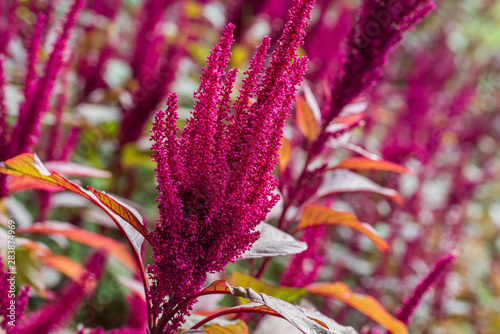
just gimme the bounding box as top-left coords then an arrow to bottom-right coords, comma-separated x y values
226,286 -> 357,334
12,247 -> 48,298
7,176 -> 63,193
18,222 -> 136,271
230,272 -> 307,303
192,281 -> 358,334
203,320 -> 249,334
278,137 -> 292,172
0,154 -> 147,266
239,222 -> 307,259
5,160 -> 111,193
296,95 -> 320,141
88,187 -> 148,237
43,161 -> 112,178
121,143 -> 156,169
329,157 -> 414,174
307,283 -> 408,334
199,280 -> 232,295
42,254 -> 85,281
334,113 -> 365,126
302,83 -> 321,124
297,204 -> 389,252
316,170 -> 403,205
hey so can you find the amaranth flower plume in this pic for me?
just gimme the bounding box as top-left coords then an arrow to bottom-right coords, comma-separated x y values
10,251 -> 106,334
316,0 -> 435,152
148,0 -> 315,332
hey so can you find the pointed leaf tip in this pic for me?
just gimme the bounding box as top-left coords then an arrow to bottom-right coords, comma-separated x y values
298,204 -> 389,252
330,157 -> 415,175
307,283 -> 408,334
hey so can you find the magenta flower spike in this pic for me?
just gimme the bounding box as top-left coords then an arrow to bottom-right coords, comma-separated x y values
10,251 -> 106,334
0,56 -> 8,159
118,0 -> 180,146
24,14 -> 47,102
0,1 -> 18,55
0,56 -> 9,197
281,226 -> 326,288
10,0 -> 84,157
317,0 -> 435,151
395,252 -> 456,326
148,0 -> 314,332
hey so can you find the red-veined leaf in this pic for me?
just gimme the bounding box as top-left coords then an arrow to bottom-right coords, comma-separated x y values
5,159 -> 111,193
329,157 -> 414,174
316,170 -> 403,205
296,95 -> 320,141
88,187 -> 148,237
195,281 -> 357,334
297,204 -> 389,252
18,222 -> 136,271
307,283 -> 408,334
199,280 -> 232,295
0,154 -> 148,251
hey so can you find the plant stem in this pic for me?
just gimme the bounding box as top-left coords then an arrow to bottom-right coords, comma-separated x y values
191,308 -> 284,329
155,288 -> 233,332
255,153 -> 313,279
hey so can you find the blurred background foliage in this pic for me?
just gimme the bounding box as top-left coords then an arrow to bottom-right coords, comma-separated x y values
1,0 -> 500,333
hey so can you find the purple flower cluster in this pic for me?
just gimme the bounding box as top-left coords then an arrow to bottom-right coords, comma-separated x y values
118,0 -> 181,146
0,0 -> 83,197
318,0 -> 435,149
148,0 -> 314,331
0,257 -> 29,330
10,251 -> 106,334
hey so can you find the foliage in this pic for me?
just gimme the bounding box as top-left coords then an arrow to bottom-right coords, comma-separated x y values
0,0 -> 499,333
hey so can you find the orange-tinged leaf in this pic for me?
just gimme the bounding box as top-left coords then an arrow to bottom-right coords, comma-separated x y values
200,280 -> 232,295
7,176 -> 63,193
335,113 -> 365,126
278,137 -> 292,172
203,320 -> 249,334
39,254 -> 85,282
330,157 -> 414,174
2,156 -> 111,193
297,204 -> 389,252
296,95 -> 320,141
196,281 -> 356,334
0,153 -> 148,265
19,240 -> 84,283
0,153 -> 147,235
307,282 -> 408,334
317,170 -> 403,205
18,222 -> 136,271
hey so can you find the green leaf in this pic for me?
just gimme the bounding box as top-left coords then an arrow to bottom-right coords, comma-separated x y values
230,272 -> 307,303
